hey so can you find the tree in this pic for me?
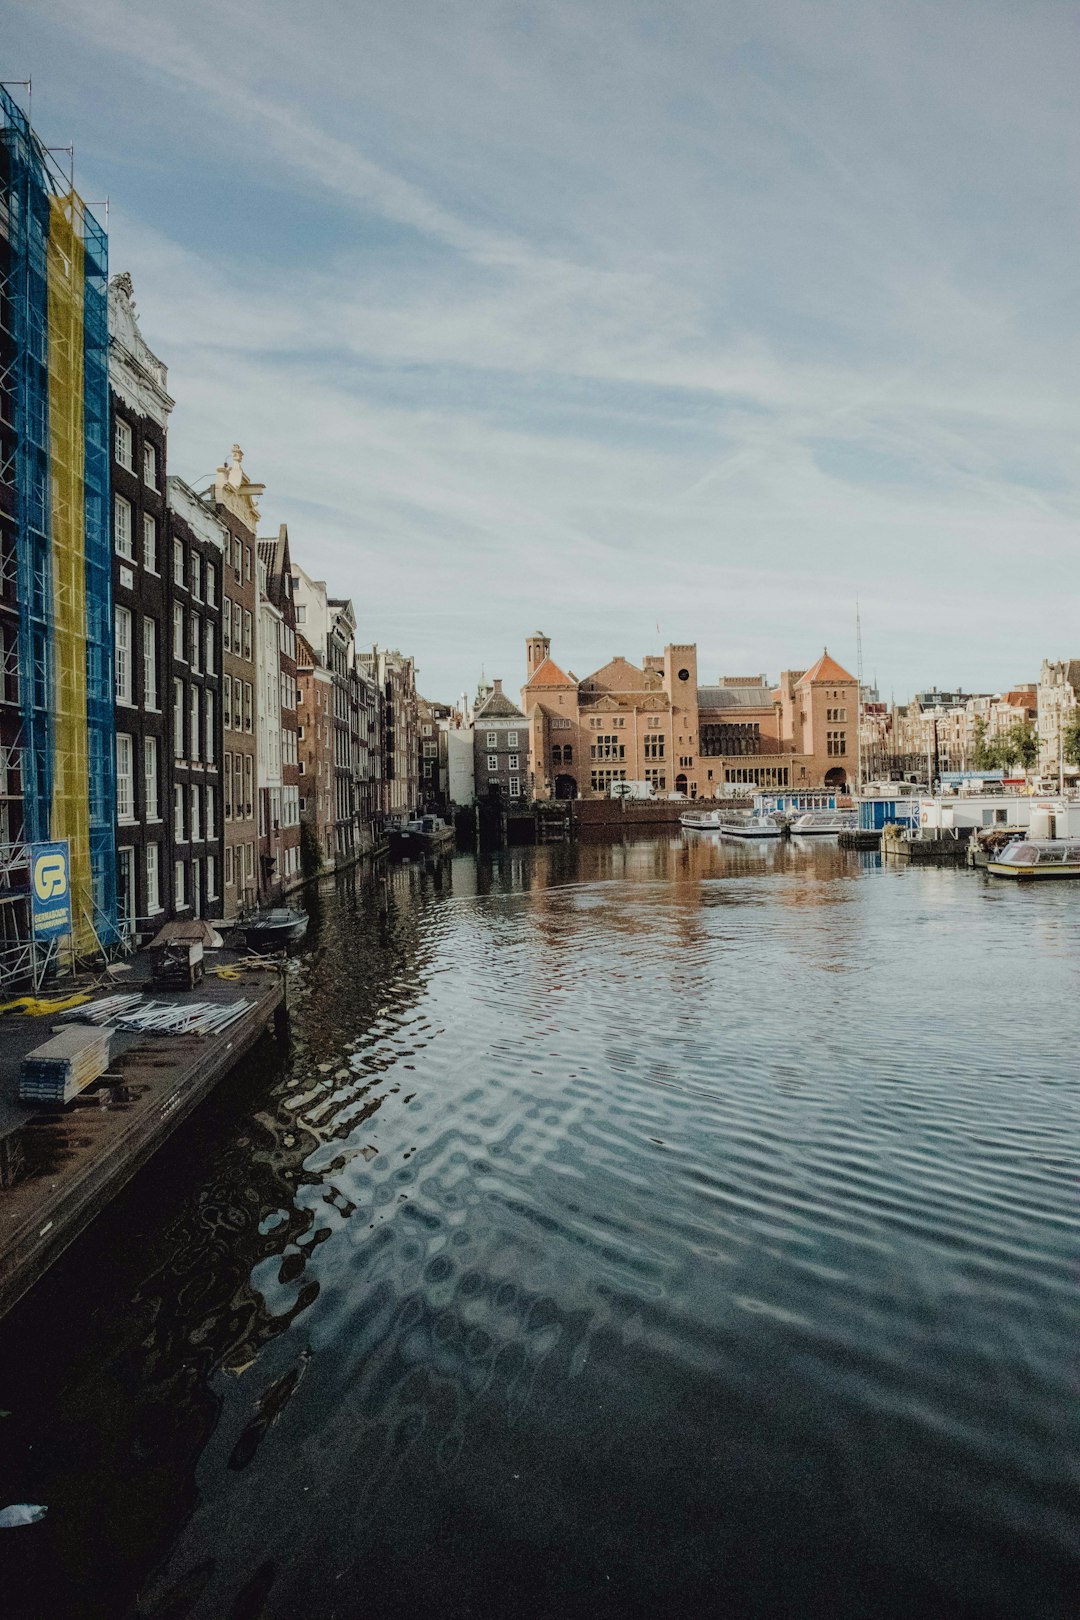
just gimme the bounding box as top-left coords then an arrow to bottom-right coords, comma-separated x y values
1062,719 -> 1080,767
1006,719 -> 1038,772
972,717 -> 993,771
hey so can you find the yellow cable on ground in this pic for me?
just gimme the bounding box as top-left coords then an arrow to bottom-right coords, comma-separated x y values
0,992 -> 93,1017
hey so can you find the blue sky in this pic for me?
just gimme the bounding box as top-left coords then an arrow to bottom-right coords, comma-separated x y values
5,0 -> 1079,701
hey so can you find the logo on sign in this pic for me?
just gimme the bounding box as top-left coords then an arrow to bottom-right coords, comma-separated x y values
30,842 -> 72,939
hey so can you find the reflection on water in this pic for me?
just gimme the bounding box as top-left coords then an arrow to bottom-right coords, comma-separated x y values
1,840 -> 1078,1620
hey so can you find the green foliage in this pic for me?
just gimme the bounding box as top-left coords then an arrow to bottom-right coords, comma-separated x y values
972,716 -> 1037,773
1062,720 -> 1080,767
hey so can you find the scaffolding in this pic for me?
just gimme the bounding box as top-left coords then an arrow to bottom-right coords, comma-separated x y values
0,85 -> 117,986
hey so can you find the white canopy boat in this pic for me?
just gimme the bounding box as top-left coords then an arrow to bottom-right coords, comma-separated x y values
987,839 -> 1080,880
719,814 -> 785,840
789,810 -> 858,837
679,808 -> 750,831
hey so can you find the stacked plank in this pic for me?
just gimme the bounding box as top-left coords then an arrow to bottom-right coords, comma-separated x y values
20,1027 -> 113,1105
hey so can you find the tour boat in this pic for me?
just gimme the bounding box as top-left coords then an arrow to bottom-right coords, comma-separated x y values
679,808 -> 749,831
986,839 -> 1080,880
389,815 -> 455,859
240,906 -> 310,948
719,814 -> 786,840
789,810 -> 858,837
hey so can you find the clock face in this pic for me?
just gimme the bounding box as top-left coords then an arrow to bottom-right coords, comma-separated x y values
677,667 -> 690,682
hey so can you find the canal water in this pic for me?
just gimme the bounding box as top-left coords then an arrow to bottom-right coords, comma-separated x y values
0,838 -> 1078,1619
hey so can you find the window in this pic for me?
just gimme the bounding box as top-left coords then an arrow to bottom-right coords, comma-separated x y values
296,603 -> 306,624
234,680 -> 243,730
423,723 -> 433,737
509,777 -> 521,797
114,606 -> 132,703
190,612 -> 201,672
143,440 -> 156,486
116,733 -> 134,820
114,495 -> 133,558
206,561 -> 217,607
508,754 -> 519,770
173,604 -> 185,660
142,514 -> 157,573
173,538 -> 184,587
224,845 -> 234,887
590,768 -> 627,792
204,690 -> 215,763
175,860 -> 186,908
233,603 -> 243,654
206,786 -> 216,839
644,738 -> 665,759
224,754 -> 233,820
826,730 -> 847,757
206,854 -> 217,900
114,417 -> 133,470
486,731 -> 497,747
190,786 -> 201,841
223,674 -> 232,730
244,682 -> 253,733
173,678 -> 184,757
507,731 -> 519,747
144,735 -> 159,820
205,620 -> 216,675
190,687 -> 200,761
191,552 -> 202,600
826,707 -> 848,723
146,844 -> 161,914
590,735 -> 625,761
223,601 -> 232,652
135,618 -> 153,715
192,857 -> 201,918
423,742 -> 437,757
487,754 -> 498,771
245,545 -> 252,581
245,754 -> 254,817
233,538 -> 242,577
243,610 -> 252,660
174,785 -> 184,841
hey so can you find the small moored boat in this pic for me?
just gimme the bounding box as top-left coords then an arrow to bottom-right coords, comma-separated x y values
239,906 -> 309,948
389,814 -> 455,859
987,839 -> 1080,880
719,814 -> 786,840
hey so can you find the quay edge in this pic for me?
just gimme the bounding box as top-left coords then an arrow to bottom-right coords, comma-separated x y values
0,962 -> 286,1325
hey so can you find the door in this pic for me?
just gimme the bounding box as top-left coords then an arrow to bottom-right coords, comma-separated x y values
117,847 -> 135,939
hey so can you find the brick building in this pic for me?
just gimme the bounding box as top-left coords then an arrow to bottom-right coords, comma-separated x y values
256,524 -> 300,899
166,476 -> 226,918
108,273 -> 174,936
473,682 -> 529,802
295,631 -> 335,869
215,445 -> 261,917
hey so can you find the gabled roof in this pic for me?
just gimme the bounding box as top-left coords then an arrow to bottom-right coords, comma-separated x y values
475,689 -> 526,720
697,685 -> 777,712
582,656 -> 648,692
796,650 -> 857,687
526,656 -> 576,689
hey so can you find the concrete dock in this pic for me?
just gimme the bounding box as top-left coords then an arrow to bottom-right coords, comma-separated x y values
0,953 -> 285,1322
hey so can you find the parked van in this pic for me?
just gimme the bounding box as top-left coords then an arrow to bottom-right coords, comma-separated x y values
610,780 -> 655,800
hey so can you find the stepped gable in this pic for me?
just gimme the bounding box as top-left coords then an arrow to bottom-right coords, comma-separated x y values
796,650 -> 857,687
525,656 -> 576,689
581,656 -> 648,692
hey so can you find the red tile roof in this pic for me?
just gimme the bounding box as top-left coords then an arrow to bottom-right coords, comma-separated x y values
796,650 -> 857,687
526,656 -> 576,689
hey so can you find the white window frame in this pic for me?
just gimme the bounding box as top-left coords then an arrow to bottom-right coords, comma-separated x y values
142,440 -> 156,487
146,843 -> 161,915
114,417 -> 133,471
144,734 -> 159,821
116,732 -> 134,821
114,606 -> 133,704
114,495 -> 133,559
142,615 -> 157,709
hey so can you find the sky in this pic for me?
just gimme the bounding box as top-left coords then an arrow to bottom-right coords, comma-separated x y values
4,0 -> 1079,702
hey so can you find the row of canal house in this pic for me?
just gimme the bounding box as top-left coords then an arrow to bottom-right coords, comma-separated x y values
106,273 -> 419,940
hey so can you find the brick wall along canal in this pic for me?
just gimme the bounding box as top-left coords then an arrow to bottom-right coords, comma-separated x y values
1,839 -> 1078,1620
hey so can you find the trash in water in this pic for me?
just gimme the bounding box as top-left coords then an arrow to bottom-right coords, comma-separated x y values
0,1504 -> 47,1527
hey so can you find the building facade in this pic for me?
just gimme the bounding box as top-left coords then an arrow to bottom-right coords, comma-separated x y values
1037,660 -> 1080,775
166,477 -> 226,920
473,682 -> 529,802
108,272 -> 174,938
295,631 -> 335,869
359,647 -> 419,825
256,525 -> 300,899
215,446 -> 261,918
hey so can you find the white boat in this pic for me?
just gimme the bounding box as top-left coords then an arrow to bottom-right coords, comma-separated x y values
789,810 -> 858,837
719,814 -> 785,840
987,839 -> 1080,879
680,808 -> 749,831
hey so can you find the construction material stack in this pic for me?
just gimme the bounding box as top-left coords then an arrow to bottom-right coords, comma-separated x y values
20,1027 -> 113,1105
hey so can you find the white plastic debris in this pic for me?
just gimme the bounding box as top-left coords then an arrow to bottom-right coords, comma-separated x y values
0,1504 -> 47,1527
